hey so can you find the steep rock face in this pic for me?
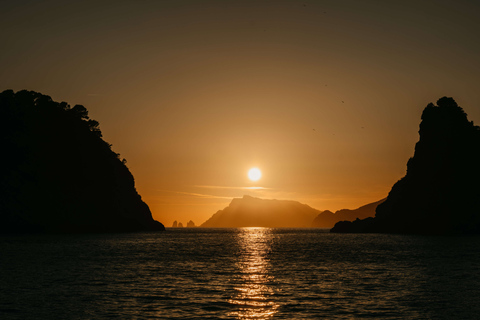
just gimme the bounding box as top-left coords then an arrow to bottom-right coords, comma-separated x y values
0,90 -> 165,233
332,97 -> 480,234
201,195 -> 321,228
311,199 -> 385,228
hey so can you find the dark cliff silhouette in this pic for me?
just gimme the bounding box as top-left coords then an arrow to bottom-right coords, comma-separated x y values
331,97 -> 480,234
0,90 -> 165,233
201,195 -> 321,228
311,198 -> 385,228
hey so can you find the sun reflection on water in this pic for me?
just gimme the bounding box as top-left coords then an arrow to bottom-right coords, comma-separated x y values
228,227 -> 279,319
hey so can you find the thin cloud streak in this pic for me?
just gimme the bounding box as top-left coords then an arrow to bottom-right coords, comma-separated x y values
155,188 -> 378,211
157,189 -> 233,200
194,185 -> 269,190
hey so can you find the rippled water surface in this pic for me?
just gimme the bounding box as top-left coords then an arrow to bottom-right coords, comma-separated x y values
2,228 -> 480,319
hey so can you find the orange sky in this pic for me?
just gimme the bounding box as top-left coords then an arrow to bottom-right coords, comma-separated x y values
2,0 -> 480,226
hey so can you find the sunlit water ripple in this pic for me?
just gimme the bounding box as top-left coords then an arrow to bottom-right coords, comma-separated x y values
1,228 -> 480,319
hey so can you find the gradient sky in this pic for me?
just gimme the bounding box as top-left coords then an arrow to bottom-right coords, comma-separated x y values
2,0 -> 480,226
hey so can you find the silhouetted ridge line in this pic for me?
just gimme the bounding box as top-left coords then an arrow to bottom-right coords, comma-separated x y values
0,90 -> 164,233
311,198 -> 385,228
201,195 -> 321,228
331,97 -> 480,234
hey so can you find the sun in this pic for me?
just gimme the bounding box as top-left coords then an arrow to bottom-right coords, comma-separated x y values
248,168 -> 262,181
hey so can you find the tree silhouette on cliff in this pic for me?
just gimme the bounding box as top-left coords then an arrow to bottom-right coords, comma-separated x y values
332,97 -> 480,234
0,90 -> 164,233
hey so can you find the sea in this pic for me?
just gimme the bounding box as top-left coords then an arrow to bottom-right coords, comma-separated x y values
1,228 -> 480,319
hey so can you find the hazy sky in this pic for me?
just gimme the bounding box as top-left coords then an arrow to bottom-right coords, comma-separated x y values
2,0 -> 480,226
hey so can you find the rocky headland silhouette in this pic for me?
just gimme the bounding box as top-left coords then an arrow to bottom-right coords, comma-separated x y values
0,90 -> 165,233
331,97 -> 480,234
201,195 -> 322,228
311,199 -> 385,228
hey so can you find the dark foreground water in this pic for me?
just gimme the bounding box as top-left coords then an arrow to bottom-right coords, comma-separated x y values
1,228 -> 480,319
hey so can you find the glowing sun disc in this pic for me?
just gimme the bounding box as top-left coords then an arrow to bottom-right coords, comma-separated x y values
248,168 -> 262,181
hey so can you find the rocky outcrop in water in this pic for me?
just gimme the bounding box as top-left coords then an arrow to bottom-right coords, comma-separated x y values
201,195 -> 321,228
311,199 -> 385,228
331,97 -> 480,234
187,220 -> 196,227
0,90 -> 165,233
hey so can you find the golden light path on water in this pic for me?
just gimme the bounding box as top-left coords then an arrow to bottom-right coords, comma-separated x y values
228,228 -> 279,319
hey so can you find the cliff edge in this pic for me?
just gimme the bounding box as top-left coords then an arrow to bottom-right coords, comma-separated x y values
332,97 -> 480,234
0,90 -> 165,233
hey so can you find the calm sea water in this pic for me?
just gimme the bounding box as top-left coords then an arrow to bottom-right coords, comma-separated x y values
1,228 -> 480,319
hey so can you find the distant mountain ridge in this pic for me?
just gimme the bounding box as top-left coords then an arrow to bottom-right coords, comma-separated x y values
201,195 -> 321,228
332,97 -> 480,234
311,199 -> 385,228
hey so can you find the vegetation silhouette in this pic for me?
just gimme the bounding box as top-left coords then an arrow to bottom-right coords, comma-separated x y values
0,90 -> 164,233
311,198 -> 385,228
332,97 -> 480,234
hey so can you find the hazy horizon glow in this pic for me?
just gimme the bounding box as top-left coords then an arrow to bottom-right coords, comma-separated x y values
2,0 -> 480,226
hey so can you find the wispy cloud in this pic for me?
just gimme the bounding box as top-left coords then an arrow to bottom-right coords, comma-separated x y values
157,189 -> 232,199
194,185 -> 269,190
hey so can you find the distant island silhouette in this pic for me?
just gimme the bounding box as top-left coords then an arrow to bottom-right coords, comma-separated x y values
332,97 -> 480,234
201,195 -> 322,228
311,198 -> 385,228
0,90 -> 165,233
